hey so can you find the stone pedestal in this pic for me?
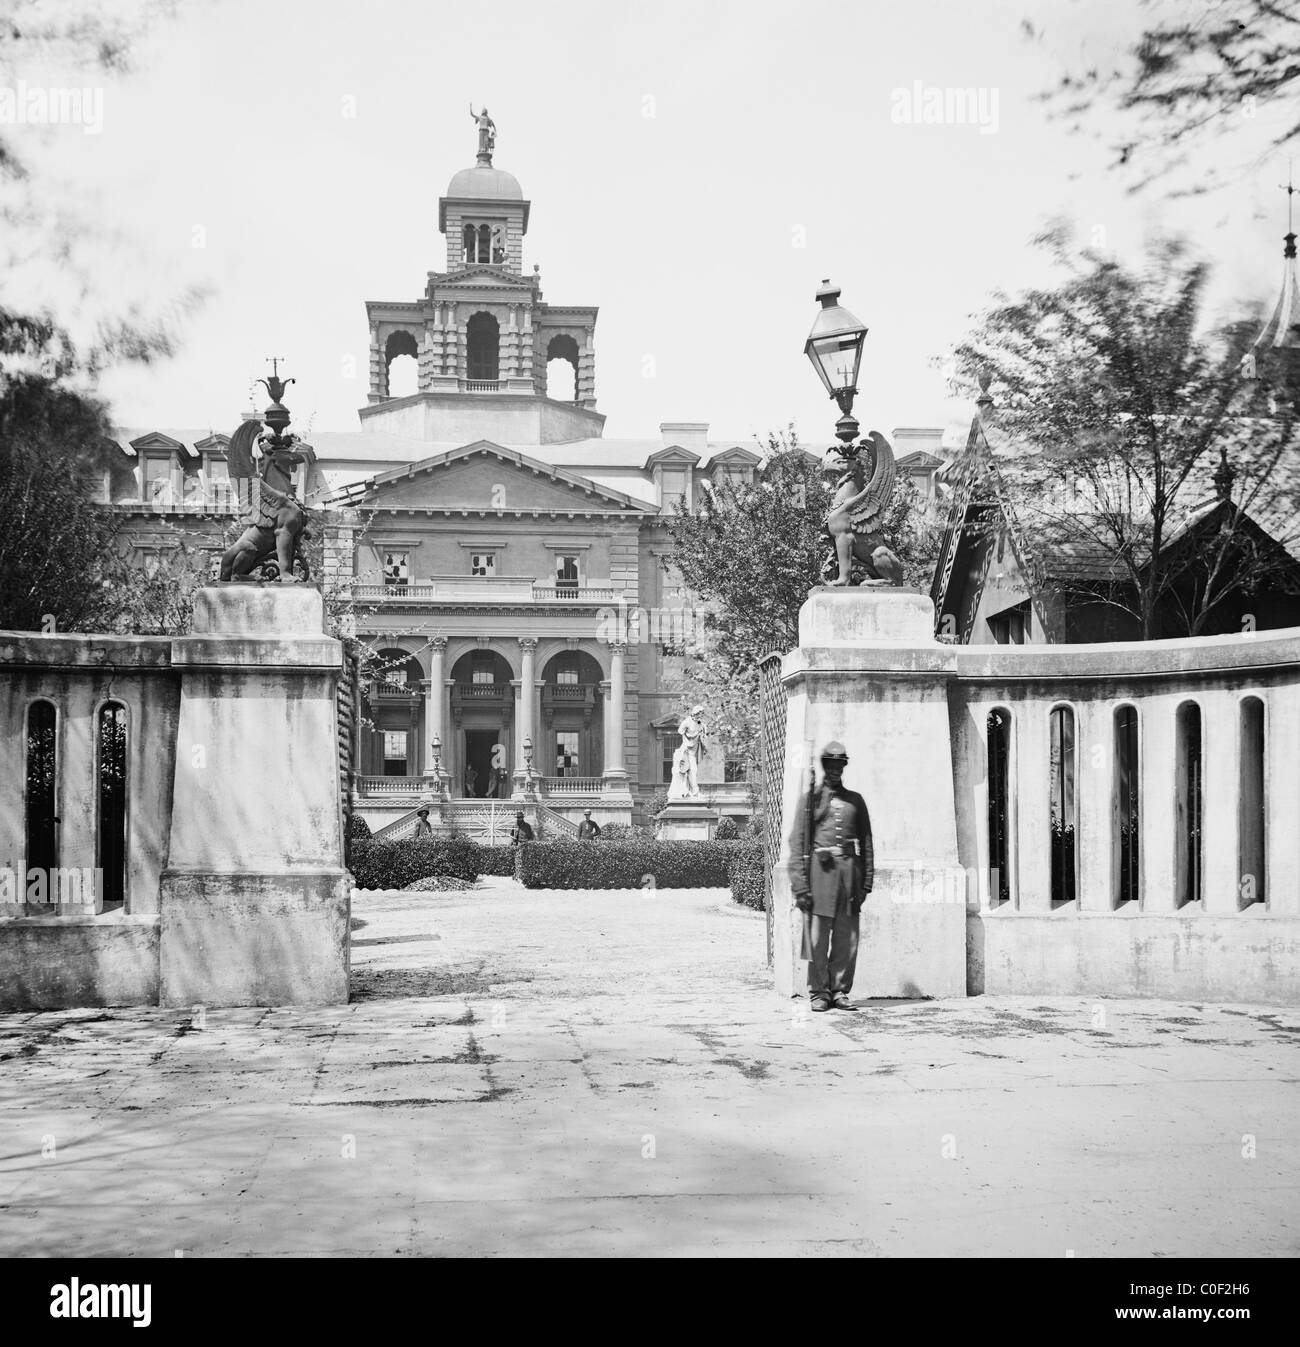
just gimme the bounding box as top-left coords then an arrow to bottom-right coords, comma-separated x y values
657,802 -> 719,841
773,588 -> 966,1000
158,584 -> 350,1007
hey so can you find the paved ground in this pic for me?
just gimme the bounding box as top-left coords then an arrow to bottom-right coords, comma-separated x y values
1,880 -> 1298,1257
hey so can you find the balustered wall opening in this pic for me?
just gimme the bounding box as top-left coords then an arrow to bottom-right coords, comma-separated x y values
1175,700 -> 1204,907
1114,704 -> 1140,906
25,699 -> 58,880
986,707 -> 1012,906
1238,696 -> 1266,909
96,701 -> 128,910
1049,704 -> 1077,905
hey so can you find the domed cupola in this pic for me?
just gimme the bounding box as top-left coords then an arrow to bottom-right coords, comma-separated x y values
438,107 -> 530,273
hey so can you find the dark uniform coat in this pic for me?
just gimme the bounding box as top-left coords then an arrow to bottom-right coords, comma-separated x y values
788,780 -> 874,926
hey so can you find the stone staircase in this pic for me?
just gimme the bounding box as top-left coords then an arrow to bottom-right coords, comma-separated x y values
366,799 -> 579,844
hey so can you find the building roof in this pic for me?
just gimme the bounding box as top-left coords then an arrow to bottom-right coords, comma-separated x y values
1251,231 -> 1300,353
444,163 -> 523,201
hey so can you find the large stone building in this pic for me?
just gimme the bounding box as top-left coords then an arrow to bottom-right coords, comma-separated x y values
107,130 -> 771,830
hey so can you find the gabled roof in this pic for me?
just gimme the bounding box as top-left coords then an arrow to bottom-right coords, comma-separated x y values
644,446 -> 701,470
128,430 -> 197,458
349,439 -> 651,514
897,449 -> 944,469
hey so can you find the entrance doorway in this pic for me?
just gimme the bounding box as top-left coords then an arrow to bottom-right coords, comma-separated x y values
462,729 -> 500,798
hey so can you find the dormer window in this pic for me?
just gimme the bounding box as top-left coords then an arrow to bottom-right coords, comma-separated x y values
661,467 -> 689,507
143,456 -> 171,508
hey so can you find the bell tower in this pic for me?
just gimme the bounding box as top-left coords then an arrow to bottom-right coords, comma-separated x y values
361,114 -> 602,442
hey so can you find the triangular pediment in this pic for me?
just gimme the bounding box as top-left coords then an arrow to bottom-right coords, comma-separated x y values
429,266 -> 533,292
363,440 -> 649,515
644,446 -> 701,470
129,431 -> 192,457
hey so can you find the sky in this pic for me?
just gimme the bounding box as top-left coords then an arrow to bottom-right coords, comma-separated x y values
5,0 -> 1298,449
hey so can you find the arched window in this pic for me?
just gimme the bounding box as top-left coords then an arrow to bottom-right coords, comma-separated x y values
462,223 -> 476,264
986,708 -> 1012,905
384,330 -> 419,399
478,224 -> 491,264
25,700 -> 58,880
1175,701 -> 1203,906
466,312 -> 500,383
1239,697 -> 1266,908
1114,706 -> 1140,905
546,334 -> 580,403
1049,705 -> 1076,904
97,702 -> 128,909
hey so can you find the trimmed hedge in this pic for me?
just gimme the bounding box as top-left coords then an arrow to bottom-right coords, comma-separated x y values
474,843 -> 517,877
346,815 -> 372,839
516,839 -> 743,889
727,841 -> 764,911
348,834 -> 479,890
714,816 -> 739,841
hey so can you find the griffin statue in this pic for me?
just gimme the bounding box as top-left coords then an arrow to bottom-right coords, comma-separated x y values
820,430 -> 906,587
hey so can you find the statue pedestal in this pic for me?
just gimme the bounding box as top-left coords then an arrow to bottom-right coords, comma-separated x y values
773,588 -> 967,1000
656,801 -> 719,842
158,584 -> 350,1007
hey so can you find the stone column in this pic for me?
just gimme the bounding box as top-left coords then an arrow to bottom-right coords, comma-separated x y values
159,586 -> 349,1007
1015,705 -> 1052,911
1076,699 -> 1115,912
1200,690 -> 1240,915
1140,697 -> 1179,913
773,591 -> 966,1000
603,641 -> 628,789
514,637 -> 537,794
422,637 -> 447,789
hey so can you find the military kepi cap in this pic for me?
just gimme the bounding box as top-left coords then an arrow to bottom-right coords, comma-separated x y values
820,741 -> 849,762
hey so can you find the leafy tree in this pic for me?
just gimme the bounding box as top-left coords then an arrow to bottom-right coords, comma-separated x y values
664,428 -> 941,768
1036,0 -> 1300,191
0,339 -> 207,633
951,225 -> 1300,639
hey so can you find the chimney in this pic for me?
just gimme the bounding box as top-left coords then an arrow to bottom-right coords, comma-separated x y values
659,422 -> 709,453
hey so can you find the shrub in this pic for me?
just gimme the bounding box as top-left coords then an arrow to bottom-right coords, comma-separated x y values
473,843 -> 517,877
346,814 -> 372,839
714,816 -> 739,841
403,875 -> 473,892
728,841 -> 765,911
600,821 -> 634,840
348,834 -> 479,890
516,839 -> 742,889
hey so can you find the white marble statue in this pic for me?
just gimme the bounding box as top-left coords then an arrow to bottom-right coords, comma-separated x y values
667,705 -> 707,800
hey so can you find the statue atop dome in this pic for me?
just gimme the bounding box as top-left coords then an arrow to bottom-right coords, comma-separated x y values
470,103 -> 496,165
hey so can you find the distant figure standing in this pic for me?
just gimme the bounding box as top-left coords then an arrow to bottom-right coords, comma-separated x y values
577,809 -> 601,841
413,806 -> 433,838
464,764 -> 478,798
510,811 -> 535,846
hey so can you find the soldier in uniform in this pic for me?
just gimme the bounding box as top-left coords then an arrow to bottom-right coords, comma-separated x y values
577,809 -> 602,841
789,741 -> 874,1011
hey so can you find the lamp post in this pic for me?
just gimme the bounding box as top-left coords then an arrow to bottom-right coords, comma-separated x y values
804,279 -> 868,444
522,735 -> 537,798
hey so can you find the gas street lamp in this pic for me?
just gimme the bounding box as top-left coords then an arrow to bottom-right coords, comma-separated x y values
804,278 -> 868,443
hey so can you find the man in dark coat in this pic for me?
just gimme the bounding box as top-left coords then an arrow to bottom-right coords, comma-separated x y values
510,812 -> 535,846
577,809 -> 601,841
789,741 -> 873,1012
